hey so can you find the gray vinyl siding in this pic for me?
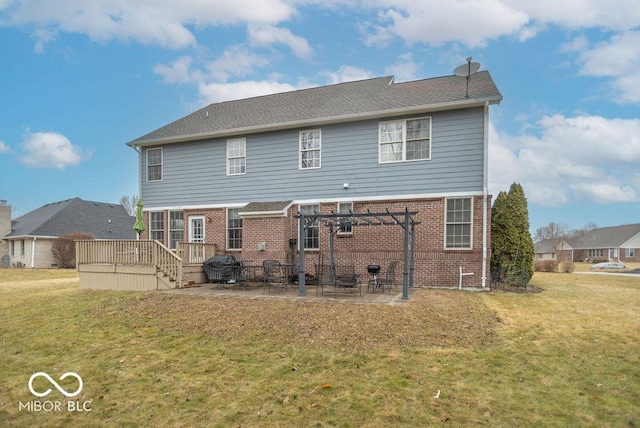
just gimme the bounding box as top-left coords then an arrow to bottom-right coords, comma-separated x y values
140,107 -> 485,207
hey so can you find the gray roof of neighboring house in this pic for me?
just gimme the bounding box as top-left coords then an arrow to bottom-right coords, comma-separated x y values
4,198 -> 136,239
577,223 -> 640,249
534,238 -> 583,253
534,239 -> 557,254
128,72 -> 502,146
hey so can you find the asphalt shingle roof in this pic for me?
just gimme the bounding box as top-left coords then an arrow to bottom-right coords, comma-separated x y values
578,224 -> 640,249
5,198 -> 136,239
129,72 -> 502,146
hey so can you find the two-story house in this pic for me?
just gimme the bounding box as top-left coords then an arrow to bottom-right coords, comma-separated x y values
127,73 -> 502,287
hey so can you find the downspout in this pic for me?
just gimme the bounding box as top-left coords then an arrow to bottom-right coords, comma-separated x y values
482,101 -> 490,288
31,236 -> 36,268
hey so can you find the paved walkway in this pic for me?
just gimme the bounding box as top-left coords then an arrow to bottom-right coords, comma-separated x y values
161,281 -> 413,305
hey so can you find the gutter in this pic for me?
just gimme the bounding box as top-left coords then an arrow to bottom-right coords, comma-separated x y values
482,101 -> 490,288
127,97 -> 503,148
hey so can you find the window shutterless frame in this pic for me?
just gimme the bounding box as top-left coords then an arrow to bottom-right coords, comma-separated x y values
444,197 -> 473,250
146,147 -> 163,182
378,117 -> 431,163
299,129 -> 321,170
226,138 -> 246,176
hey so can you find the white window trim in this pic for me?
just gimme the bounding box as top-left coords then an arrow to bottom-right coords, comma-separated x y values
378,117 -> 432,163
298,204 -> 321,250
226,138 -> 246,176
146,147 -> 163,182
188,215 -> 206,243
337,202 -> 353,235
299,129 -> 322,170
226,208 -> 242,251
444,197 -> 473,250
149,211 -> 165,243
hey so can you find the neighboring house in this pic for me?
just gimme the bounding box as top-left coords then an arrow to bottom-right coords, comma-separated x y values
534,238 -> 581,262
127,73 -> 502,287
572,224 -> 640,263
0,198 -> 135,268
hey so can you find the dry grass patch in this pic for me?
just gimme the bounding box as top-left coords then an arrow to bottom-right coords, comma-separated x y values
1,268 -> 638,427
118,289 -> 499,353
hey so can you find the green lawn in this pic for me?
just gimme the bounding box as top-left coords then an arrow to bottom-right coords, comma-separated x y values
0,268 -> 638,427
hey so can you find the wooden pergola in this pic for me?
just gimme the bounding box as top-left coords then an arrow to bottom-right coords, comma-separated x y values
295,208 -> 420,300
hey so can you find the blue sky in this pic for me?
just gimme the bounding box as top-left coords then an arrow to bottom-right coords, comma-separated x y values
1,0 -> 638,234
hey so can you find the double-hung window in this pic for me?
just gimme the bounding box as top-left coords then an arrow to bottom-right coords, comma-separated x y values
227,208 -> 242,250
227,138 -> 246,175
168,211 -> 184,249
300,204 -> 320,249
445,198 -> 472,249
150,212 -> 164,242
299,129 -> 321,169
626,248 -> 635,258
147,148 -> 163,181
379,117 -> 431,163
337,202 -> 353,235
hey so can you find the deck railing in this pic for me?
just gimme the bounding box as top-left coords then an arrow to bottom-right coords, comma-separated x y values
76,240 -> 217,288
76,240 -> 183,285
176,242 -> 217,265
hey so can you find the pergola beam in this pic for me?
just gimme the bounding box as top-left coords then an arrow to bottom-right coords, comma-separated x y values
295,208 -> 419,300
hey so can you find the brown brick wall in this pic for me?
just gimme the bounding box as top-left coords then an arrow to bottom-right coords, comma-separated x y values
144,195 -> 492,287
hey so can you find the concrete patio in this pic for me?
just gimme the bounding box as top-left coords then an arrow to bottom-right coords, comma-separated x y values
161,280 -> 414,305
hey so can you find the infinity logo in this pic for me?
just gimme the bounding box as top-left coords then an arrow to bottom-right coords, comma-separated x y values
28,372 -> 83,398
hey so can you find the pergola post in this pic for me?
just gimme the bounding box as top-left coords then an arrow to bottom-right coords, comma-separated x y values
297,212 -> 306,296
402,210 -> 410,300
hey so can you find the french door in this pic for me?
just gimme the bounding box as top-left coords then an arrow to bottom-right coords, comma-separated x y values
188,216 -> 205,263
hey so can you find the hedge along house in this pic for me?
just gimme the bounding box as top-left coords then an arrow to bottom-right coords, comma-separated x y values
127,72 -> 502,288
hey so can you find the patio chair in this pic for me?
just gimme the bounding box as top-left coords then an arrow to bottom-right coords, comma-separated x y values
378,261 -> 399,292
262,260 -> 287,293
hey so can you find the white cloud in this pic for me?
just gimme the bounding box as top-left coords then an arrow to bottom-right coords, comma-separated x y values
323,65 -> 373,85
509,0 -> 640,31
576,31 -> 640,103
204,46 -> 269,82
489,115 -> 640,206
153,56 -> 195,84
197,80 -> 298,104
18,131 -> 90,169
362,0 -> 530,48
248,24 -> 313,59
385,52 -> 418,81
0,140 -> 9,153
4,0 -> 295,49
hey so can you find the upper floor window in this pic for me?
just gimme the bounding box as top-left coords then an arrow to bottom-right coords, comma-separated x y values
150,212 -> 164,242
445,197 -> 472,249
299,129 -> 321,169
147,148 -> 163,181
337,202 -> 353,235
379,117 -> 431,163
227,208 -> 243,250
227,138 -> 246,175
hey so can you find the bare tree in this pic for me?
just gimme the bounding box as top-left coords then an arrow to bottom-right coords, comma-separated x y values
120,195 -> 139,216
569,222 -> 598,238
533,222 -> 569,242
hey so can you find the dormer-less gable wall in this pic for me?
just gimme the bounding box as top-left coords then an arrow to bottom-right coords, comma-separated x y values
139,107 -> 486,208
